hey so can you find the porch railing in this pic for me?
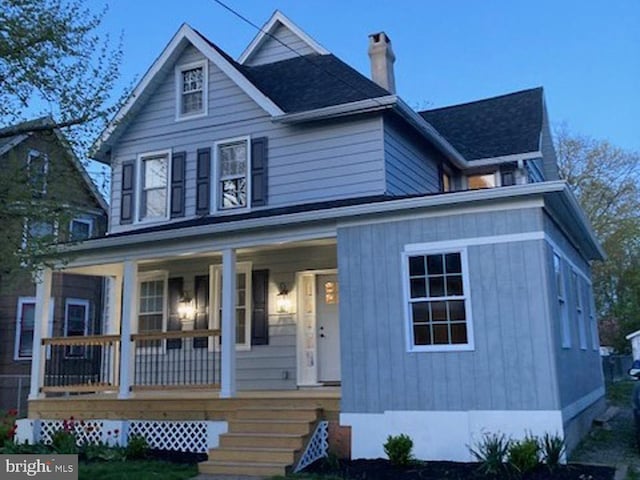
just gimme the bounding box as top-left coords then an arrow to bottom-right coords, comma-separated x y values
42,335 -> 121,393
131,329 -> 221,390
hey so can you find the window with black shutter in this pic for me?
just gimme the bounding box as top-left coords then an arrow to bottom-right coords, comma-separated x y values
170,152 -> 186,218
251,269 -> 269,345
120,161 -> 135,224
193,275 -> 209,348
167,277 -> 183,350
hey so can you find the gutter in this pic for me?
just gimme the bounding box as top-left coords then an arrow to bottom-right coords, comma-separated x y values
272,95 -> 398,123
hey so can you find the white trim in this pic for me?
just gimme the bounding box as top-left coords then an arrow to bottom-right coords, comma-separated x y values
210,262 -> 252,350
544,234 -> 591,284
467,151 -> 542,167
273,95 -> 397,123
402,248 -> 474,353
135,149 -> 172,224
174,59 -> 208,121
212,136 -> 252,214
553,252 -> 572,349
0,134 -> 28,156
63,298 -> 90,358
239,10 -> 329,65
341,410 -> 564,461
572,270 -> 588,350
136,270 -> 169,353
92,24 -> 283,160
14,297 -> 54,361
561,386 -> 605,421
404,231 -> 545,253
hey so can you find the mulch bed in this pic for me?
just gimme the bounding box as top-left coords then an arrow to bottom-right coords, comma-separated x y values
306,458 -> 616,479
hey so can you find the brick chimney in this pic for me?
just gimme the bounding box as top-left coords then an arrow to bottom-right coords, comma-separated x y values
368,32 -> 396,94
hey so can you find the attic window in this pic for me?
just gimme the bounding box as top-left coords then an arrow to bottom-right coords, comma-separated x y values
176,61 -> 207,119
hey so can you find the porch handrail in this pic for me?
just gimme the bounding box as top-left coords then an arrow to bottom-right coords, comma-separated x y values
130,329 -> 220,341
42,334 -> 121,346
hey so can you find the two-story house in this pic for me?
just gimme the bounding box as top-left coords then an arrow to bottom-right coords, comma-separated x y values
0,118 -> 108,416
20,12 -> 604,477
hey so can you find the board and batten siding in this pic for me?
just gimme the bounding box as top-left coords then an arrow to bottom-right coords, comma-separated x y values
109,45 -> 385,234
137,244 -> 336,391
337,207 -> 561,414
383,115 -> 442,195
542,213 -> 604,415
244,23 -> 316,66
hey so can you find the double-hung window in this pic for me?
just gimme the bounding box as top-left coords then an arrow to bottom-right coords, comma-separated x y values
64,299 -> 90,357
138,151 -> 170,222
554,253 -> 571,348
404,249 -> 473,351
27,150 -> 48,196
211,263 -> 252,349
138,272 -> 167,349
176,61 -> 207,119
216,138 -> 250,210
69,218 -> 93,241
572,271 -> 587,350
14,297 -> 54,360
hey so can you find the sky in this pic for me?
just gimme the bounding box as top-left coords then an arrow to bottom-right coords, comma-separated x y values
94,0 -> 639,153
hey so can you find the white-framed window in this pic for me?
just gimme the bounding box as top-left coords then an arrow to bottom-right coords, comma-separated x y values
466,172 -> 499,190
211,262 -> 252,350
403,248 -> 474,352
27,149 -> 48,196
572,270 -> 587,350
214,137 -> 251,211
137,150 -> 171,222
14,297 -> 54,360
176,60 -> 208,119
64,298 -> 90,358
69,218 -> 93,241
589,290 -> 599,351
554,253 -> 571,348
137,271 -> 168,350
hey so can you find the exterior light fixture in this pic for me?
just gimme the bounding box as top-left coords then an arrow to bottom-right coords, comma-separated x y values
276,283 -> 291,314
177,293 -> 196,321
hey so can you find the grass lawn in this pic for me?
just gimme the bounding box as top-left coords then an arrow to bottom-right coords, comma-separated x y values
78,460 -> 197,480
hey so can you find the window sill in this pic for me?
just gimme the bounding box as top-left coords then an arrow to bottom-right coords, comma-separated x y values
408,344 -> 475,353
175,111 -> 207,122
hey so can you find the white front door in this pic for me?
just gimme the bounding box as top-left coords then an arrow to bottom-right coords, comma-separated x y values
316,274 -> 340,382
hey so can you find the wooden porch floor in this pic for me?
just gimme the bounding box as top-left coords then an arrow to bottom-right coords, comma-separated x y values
28,387 -> 341,421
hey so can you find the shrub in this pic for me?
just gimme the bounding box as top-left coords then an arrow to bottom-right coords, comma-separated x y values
541,432 -> 565,469
383,433 -> 414,467
125,434 -> 149,460
0,409 -> 18,448
82,442 -> 125,462
507,435 -> 540,477
50,417 -> 79,454
469,432 -> 510,476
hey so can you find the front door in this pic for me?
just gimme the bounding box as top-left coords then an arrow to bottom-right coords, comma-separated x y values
316,274 -> 340,383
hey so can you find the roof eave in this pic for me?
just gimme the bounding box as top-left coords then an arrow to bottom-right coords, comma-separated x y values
272,95 -> 397,123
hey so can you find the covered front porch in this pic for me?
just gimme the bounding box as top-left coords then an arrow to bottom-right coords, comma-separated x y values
27,233 -> 342,410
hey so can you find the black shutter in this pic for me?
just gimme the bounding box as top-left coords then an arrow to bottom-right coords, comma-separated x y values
120,161 -> 135,224
251,269 -> 269,345
170,152 -> 186,218
193,275 -> 209,349
167,277 -> 183,350
251,137 -> 268,207
196,148 -> 211,215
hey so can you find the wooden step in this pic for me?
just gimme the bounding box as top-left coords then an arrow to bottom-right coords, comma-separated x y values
229,419 -> 313,435
235,407 -> 320,421
220,432 -> 306,449
199,460 -> 287,477
209,446 -> 296,463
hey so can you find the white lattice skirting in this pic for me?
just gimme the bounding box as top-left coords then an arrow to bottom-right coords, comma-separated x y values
19,419 -> 226,454
295,421 -> 328,473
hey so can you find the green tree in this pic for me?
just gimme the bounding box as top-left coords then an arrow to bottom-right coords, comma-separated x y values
555,126 -> 640,352
0,0 -> 124,280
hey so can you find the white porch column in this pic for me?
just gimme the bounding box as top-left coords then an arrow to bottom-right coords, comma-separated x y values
220,248 -> 237,398
106,275 -> 122,387
29,268 -> 52,400
118,261 -> 138,399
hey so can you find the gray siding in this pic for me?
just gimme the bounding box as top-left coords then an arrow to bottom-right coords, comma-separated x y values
338,208 -> 561,414
383,115 -> 441,195
543,213 -> 604,416
110,45 -> 385,234
138,244 -> 336,391
245,23 -> 316,66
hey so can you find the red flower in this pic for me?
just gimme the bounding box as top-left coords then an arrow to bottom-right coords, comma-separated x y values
7,409 -> 18,417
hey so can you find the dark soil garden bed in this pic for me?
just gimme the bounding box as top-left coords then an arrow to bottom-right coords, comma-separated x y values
306,458 -> 616,479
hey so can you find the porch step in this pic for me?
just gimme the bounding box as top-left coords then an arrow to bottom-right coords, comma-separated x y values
209,446 -> 296,464
229,418 -> 313,435
199,403 -> 323,477
220,432 -> 306,449
199,460 -> 287,477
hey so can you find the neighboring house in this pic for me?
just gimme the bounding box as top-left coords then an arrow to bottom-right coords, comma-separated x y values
0,118 -> 108,415
20,11 -> 604,476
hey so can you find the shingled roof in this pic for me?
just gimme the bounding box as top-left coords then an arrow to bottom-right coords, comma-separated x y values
419,87 -> 544,161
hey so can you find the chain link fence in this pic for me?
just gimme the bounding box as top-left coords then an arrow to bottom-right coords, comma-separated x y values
0,375 -> 30,417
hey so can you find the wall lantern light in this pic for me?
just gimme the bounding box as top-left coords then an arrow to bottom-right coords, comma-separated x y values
177,293 -> 196,321
276,283 -> 291,314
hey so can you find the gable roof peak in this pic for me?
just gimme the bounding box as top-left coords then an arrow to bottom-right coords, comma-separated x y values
238,10 -> 329,65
